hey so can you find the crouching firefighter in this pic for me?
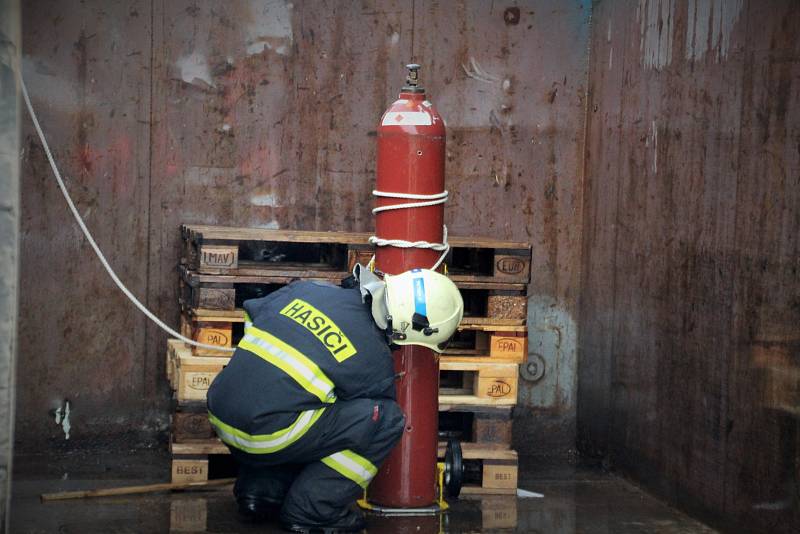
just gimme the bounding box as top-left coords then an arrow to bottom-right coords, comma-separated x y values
206,265 -> 464,533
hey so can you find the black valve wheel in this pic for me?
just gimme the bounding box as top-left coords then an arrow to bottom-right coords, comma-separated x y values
444,439 -> 463,498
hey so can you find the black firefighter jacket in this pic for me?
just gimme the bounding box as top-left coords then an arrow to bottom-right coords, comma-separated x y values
206,280 -> 396,455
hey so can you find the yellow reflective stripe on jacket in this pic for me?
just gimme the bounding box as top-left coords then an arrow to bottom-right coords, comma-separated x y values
239,326 -> 336,404
243,311 -> 252,329
321,449 -> 378,488
208,407 -> 326,454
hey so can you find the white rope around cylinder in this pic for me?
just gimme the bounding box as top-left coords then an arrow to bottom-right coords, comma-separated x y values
370,190 -> 450,270
18,71 -> 234,353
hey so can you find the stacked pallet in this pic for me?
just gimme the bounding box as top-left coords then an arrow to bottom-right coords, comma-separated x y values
166,224 -> 531,493
436,238 -> 530,496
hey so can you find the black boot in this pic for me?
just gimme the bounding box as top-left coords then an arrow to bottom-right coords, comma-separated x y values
237,494 -> 281,523
234,462 -> 301,523
282,508 -> 366,533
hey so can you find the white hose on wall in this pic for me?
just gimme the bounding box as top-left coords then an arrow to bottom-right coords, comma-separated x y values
18,72 -> 234,353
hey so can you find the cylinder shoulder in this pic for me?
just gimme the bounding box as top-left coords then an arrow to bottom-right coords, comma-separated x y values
379,97 -> 446,134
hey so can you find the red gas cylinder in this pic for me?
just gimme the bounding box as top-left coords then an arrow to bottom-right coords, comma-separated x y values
368,64 -> 447,508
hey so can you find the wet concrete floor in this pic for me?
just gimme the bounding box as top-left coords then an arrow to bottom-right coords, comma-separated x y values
10,450 -> 716,533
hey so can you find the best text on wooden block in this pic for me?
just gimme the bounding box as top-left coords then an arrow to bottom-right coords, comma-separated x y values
482,460 -> 518,489
171,459 -> 209,483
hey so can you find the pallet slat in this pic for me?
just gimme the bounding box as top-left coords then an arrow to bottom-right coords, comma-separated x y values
171,440 -> 229,456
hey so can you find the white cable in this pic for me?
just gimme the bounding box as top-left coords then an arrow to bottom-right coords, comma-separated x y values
18,72 -> 234,353
370,189 -> 450,270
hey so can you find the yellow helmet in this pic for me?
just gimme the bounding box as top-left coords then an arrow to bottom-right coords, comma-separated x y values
383,269 -> 464,352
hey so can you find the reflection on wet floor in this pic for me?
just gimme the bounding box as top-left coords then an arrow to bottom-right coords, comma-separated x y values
10,451 -> 716,533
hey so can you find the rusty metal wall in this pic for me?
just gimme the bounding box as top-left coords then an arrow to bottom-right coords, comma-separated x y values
18,1 -> 154,448
1,0 -> 21,528
579,0 -> 800,531
17,1 -> 590,454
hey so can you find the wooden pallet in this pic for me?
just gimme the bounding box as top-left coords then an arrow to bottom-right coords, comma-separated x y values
182,225 -> 366,277
180,267 -> 528,311
181,225 -> 532,284
437,442 -> 518,495
348,238 -> 532,285
166,340 -> 229,403
175,308 -> 528,361
171,438 -> 518,495
171,402 -> 513,451
438,360 -> 519,406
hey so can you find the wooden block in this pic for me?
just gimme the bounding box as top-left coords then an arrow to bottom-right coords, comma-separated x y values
195,286 -> 235,310
477,375 -> 518,400
170,498 -> 208,532
487,294 -> 527,320
493,251 -> 530,282
173,411 -> 215,442
199,244 -> 238,271
171,459 -> 208,483
489,334 -> 527,363
482,461 -> 518,489
473,414 -> 513,446
191,321 -> 233,357
170,344 -> 229,403
177,366 -> 224,403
